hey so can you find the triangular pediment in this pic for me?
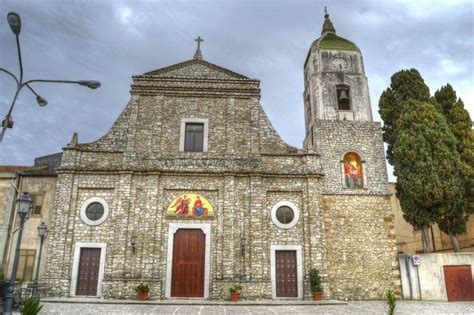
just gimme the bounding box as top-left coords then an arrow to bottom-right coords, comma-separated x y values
144,59 -> 250,80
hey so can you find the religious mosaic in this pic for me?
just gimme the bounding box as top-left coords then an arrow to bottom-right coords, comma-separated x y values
343,152 -> 363,189
166,193 -> 215,219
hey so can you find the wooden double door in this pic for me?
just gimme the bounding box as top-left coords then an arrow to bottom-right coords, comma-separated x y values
76,248 -> 101,296
171,229 -> 206,297
275,250 -> 298,297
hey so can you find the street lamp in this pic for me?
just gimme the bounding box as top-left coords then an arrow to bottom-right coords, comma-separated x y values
0,11 -> 101,143
4,192 -> 33,315
31,223 -> 48,299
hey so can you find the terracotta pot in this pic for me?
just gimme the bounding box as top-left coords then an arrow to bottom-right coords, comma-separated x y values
230,291 -> 240,302
313,291 -> 323,301
138,291 -> 149,301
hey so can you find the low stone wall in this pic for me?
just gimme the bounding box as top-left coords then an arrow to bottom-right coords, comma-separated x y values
399,253 -> 474,301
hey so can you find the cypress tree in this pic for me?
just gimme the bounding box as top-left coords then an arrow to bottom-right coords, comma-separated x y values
393,100 -> 464,253
379,69 -> 430,164
434,84 -> 474,251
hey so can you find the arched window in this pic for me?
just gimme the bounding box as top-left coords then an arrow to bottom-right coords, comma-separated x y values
336,85 -> 351,111
341,152 -> 364,189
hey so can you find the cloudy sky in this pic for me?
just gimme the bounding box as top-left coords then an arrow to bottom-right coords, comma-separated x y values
0,0 -> 472,180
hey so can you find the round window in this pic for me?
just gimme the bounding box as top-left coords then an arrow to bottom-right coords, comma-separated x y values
86,202 -> 105,221
271,201 -> 299,229
275,206 -> 294,224
80,197 -> 109,226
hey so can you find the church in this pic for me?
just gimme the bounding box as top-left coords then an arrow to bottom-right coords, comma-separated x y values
43,13 -> 399,300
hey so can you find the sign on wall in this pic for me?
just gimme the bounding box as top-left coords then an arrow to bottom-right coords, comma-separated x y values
166,193 -> 215,219
412,255 -> 421,266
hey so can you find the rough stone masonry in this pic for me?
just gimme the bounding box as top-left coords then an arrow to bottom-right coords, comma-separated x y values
43,13 -> 400,300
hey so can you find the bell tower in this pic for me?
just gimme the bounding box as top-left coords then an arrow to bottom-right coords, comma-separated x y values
303,11 -> 373,148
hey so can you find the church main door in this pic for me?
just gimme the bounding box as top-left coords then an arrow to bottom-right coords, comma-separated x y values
171,229 -> 206,297
275,250 -> 298,297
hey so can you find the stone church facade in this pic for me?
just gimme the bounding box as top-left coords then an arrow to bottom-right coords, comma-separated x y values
43,14 -> 399,300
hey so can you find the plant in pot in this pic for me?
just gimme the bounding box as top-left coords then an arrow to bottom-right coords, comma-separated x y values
229,284 -> 242,302
135,283 -> 150,301
309,268 -> 323,301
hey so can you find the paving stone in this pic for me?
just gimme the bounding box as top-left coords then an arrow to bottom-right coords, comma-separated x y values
39,301 -> 474,315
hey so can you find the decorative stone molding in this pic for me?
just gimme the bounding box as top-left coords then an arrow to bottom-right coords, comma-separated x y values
165,222 -> 211,299
79,197 -> 109,226
271,201 -> 300,229
270,244 -> 303,299
70,242 -> 107,297
179,118 -> 209,152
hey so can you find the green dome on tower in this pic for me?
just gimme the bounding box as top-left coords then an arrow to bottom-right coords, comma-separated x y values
309,12 -> 360,52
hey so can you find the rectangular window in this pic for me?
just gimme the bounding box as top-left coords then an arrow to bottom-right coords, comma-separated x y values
184,123 -> 204,152
31,194 -> 44,216
337,87 -> 351,111
17,249 -> 36,281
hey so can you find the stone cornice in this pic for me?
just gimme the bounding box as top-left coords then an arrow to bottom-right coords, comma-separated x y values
131,77 -> 261,98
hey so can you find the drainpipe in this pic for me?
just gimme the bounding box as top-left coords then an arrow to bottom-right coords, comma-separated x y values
430,225 -> 436,252
3,173 -> 23,278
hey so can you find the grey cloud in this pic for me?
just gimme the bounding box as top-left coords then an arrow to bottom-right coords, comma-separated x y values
0,0 -> 472,178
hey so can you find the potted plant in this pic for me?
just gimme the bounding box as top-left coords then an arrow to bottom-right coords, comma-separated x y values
309,268 -> 323,301
135,283 -> 150,301
229,284 -> 242,302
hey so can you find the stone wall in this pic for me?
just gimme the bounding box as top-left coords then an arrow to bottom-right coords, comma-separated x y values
322,194 -> 400,300
43,171 -> 325,300
315,119 -> 390,195
43,56 -> 397,301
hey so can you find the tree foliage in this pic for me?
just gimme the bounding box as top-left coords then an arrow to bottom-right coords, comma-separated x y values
434,84 -> 474,238
393,100 -> 464,234
379,69 -> 431,164
435,84 -> 474,171
379,69 -> 472,252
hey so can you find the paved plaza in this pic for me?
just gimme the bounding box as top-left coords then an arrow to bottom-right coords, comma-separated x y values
38,300 -> 474,315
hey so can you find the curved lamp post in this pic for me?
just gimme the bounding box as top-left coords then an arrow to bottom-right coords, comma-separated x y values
4,192 -> 33,315
0,11 -> 101,143
31,222 -> 48,299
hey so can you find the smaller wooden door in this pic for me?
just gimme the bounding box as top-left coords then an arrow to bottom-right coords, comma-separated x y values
444,265 -> 474,301
76,248 -> 101,296
275,250 -> 298,297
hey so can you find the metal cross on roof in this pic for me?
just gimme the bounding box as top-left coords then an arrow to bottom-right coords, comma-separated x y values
324,6 -> 328,16
193,36 -> 204,60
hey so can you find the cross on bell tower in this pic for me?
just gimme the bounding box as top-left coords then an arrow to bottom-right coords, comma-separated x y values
193,36 -> 204,60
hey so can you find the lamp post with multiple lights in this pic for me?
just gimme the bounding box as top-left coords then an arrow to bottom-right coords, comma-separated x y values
3,192 -> 33,315
31,223 -> 48,299
0,11 -> 101,142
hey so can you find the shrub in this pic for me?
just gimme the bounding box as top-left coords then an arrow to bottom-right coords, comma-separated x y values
135,283 -> 150,293
386,289 -> 396,315
229,284 -> 242,293
309,268 -> 323,293
20,298 -> 43,315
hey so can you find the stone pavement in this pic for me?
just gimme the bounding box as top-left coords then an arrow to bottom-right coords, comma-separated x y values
38,300 -> 474,314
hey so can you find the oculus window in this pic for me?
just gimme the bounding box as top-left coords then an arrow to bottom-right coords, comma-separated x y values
86,202 -> 105,221
271,201 -> 300,229
80,197 -> 110,226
